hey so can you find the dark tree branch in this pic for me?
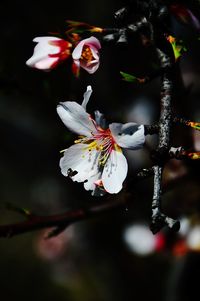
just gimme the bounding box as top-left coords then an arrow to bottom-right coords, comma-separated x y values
103,16 -> 151,44
145,115 -> 200,136
150,48 -> 180,234
156,48 -> 172,150
0,166 -> 158,239
0,198 -> 127,238
151,165 -> 179,234
173,117 -> 189,126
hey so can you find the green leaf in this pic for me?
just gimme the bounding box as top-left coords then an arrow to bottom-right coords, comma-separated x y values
120,71 -> 138,83
167,35 -> 187,61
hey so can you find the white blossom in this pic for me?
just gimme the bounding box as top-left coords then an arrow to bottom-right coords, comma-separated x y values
57,86 -> 145,195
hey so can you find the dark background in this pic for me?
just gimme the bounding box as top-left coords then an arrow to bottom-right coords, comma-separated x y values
0,1 -> 200,300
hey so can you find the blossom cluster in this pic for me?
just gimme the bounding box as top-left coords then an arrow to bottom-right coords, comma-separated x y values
26,34 -> 145,195
26,36 -> 101,75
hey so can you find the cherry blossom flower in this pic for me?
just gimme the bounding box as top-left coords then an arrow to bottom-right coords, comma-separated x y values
72,36 -> 101,74
26,36 -> 72,70
57,86 -> 145,195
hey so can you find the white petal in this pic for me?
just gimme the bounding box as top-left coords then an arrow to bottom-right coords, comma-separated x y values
83,171 -> 101,191
109,123 -> 145,149
82,85 -> 92,110
60,143 -> 99,183
57,101 -> 97,137
102,150 -> 128,194
33,36 -> 62,43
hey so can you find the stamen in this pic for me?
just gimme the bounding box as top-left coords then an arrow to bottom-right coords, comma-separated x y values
73,121 -> 121,166
81,46 -> 94,63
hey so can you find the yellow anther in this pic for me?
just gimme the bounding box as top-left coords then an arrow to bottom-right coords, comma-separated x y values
81,46 -> 93,62
74,139 -> 82,144
114,144 -> 122,153
90,27 -> 103,33
98,152 -> 109,166
88,141 -> 97,149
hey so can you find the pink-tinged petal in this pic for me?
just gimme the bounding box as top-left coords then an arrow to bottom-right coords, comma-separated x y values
57,100 -> 97,137
72,36 -> 101,60
109,123 -> 145,150
26,36 -> 70,70
60,143 -> 99,183
26,36 -> 61,69
85,36 -> 101,50
32,37 -> 61,58
72,36 -> 101,74
81,62 -> 100,74
34,57 -> 59,70
78,58 -> 99,74
72,40 -> 85,60
82,85 -> 92,109
90,46 -> 100,60
102,150 -> 128,194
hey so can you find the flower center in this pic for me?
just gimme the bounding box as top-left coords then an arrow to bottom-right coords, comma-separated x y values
74,127 -> 121,166
81,46 -> 94,63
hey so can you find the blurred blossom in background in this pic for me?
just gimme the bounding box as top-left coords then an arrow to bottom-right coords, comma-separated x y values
123,223 -> 165,256
0,0 -> 200,301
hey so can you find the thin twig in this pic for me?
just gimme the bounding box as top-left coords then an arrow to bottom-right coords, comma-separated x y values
0,198 -> 127,238
169,147 -> 200,160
